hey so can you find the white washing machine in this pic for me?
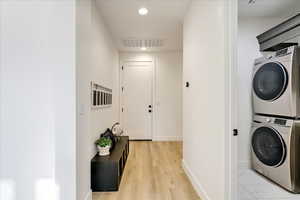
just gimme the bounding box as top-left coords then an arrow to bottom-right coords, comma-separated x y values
251,115 -> 300,193
252,46 -> 300,117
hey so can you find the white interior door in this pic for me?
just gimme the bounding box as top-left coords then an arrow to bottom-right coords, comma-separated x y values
121,62 -> 153,140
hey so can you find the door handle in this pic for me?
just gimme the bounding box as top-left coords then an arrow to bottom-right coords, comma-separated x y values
148,105 -> 152,108
148,110 -> 152,113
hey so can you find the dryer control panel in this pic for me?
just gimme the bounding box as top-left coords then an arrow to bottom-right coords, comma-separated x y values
275,48 -> 289,57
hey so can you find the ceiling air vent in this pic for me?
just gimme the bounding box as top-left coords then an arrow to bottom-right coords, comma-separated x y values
122,39 -> 164,48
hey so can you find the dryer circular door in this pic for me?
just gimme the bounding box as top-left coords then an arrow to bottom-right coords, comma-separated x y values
253,62 -> 288,101
252,126 -> 286,167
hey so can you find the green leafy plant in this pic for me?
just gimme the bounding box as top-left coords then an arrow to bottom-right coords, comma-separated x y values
95,137 -> 112,148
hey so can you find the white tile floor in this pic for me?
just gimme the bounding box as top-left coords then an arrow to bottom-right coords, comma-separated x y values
238,169 -> 300,200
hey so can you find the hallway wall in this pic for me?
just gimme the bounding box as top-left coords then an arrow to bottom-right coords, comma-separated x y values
155,52 -> 183,141
76,0 -> 119,200
120,52 -> 183,141
182,1 -> 230,200
0,1 -> 76,200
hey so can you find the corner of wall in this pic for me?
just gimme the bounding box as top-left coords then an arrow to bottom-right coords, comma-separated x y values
181,160 -> 211,200
84,190 -> 92,200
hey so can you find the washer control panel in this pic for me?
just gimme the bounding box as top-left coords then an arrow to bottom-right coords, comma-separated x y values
274,118 -> 287,126
253,115 -> 293,127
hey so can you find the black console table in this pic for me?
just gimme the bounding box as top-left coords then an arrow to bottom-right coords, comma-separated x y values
91,136 -> 129,191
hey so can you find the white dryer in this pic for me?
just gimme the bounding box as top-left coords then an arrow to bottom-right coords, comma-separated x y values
251,115 -> 300,193
252,46 -> 300,117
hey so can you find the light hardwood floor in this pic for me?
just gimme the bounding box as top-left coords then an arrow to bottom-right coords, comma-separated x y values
93,141 -> 201,200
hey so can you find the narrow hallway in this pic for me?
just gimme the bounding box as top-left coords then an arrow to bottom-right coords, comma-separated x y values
0,1 -> 235,200
93,142 -> 200,200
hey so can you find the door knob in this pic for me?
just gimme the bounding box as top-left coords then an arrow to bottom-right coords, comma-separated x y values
148,110 -> 152,113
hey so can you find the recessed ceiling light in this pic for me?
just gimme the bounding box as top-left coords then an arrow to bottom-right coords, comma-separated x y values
138,8 -> 148,16
141,47 -> 147,51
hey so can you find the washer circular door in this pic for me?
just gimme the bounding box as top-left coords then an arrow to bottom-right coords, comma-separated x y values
253,62 -> 288,101
252,126 -> 286,167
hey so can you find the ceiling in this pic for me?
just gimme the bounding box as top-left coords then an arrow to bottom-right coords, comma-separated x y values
96,0 -> 300,52
239,0 -> 300,18
96,0 -> 191,52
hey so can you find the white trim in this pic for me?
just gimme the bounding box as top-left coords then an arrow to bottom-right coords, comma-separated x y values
224,0 -> 238,200
182,159 -> 211,200
120,53 -> 154,63
83,190 -> 92,200
153,56 -> 158,143
152,136 -> 182,141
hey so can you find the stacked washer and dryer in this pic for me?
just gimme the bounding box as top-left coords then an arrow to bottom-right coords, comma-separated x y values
251,46 -> 300,193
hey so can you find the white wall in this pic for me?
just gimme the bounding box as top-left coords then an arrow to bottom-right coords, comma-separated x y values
182,1 -> 231,200
119,52 -> 183,141
156,52 -> 183,141
0,1 -> 76,200
76,0 -> 119,200
237,17 -> 286,168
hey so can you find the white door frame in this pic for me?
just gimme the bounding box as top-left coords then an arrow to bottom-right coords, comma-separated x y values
119,57 -> 155,140
225,0 -> 238,199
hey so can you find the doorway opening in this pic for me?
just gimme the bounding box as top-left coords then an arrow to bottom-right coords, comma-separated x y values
76,0 -> 237,199
237,1 -> 300,199
80,0 -> 189,200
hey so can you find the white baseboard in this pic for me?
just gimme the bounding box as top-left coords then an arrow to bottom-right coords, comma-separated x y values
152,136 -> 182,141
238,161 -> 250,170
182,159 -> 211,200
84,190 -> 92,200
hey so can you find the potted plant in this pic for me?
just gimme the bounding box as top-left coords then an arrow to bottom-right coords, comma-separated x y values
95,137 -> 112,156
